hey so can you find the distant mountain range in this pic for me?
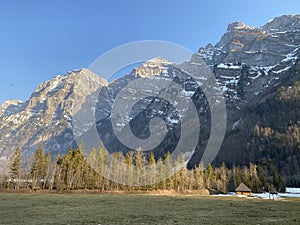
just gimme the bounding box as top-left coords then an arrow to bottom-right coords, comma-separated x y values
1,15 -> 299,185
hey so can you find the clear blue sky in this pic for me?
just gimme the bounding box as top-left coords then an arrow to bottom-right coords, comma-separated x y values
0,0 -> 299,103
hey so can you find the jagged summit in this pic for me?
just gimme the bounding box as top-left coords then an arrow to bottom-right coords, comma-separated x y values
0,100 -> 22,108
133,57 -> 172,77
65,68 -> 105,81
28,68 -> 108,117
0,100 -> 22,117
227,15 -> 300,34
198,14 -> 300,68
262,14 -> 300,33
227,21 -> 255,31
33,68 -> 108,95
145,57 -> 172,65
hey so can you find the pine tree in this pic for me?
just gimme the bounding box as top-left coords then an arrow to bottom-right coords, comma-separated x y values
232,165 -> 240,188
97,142 -> 109,190
73,148 -> 84,189
148,152 -> 156,187
61,148 -> 74,190
86,148 -> 98,189
257,164 -> 267,190
164,152 -> 173,190
177,154 -> 187,192
249,163 -> 261,192
43,151 -> 51,189
206,164 -> 215,189
156,157 -> 164,190
219,162 -> 229,193
10,148 -> 21,189
31,144 -> 45,190
53,154 -> 63,191
111,152 -> 119,190
134,148 -> 143,186
242,166 -> 251,187
125,151 -> 134,188
195,162 -> 205,190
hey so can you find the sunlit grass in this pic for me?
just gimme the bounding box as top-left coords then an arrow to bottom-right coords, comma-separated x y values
0,193 -> 299,225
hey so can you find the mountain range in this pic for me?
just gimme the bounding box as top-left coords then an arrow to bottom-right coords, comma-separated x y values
1,15 -> 299,185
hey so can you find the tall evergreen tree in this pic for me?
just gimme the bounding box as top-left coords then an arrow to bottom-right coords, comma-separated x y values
31,144 -> 45,189
148,152 -> 156,187
43,151 -> 51,189
206,164 -> 215,189
9,148 -> 21,189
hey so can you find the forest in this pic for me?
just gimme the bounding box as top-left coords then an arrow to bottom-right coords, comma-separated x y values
246,81 -> 300,186
0,143 -> 285,193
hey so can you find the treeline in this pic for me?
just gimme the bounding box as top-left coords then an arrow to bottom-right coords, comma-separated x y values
0,144 -> 285,193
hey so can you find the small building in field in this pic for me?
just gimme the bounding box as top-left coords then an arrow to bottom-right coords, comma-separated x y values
235,183 -> 252,196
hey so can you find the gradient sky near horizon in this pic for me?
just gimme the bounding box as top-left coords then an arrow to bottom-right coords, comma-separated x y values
0,0 -> 299,104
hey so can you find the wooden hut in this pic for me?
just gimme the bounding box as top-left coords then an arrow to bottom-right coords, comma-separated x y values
235,183 -> 252,196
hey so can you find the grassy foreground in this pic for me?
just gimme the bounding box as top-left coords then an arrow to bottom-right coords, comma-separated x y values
0,193 -> 299,225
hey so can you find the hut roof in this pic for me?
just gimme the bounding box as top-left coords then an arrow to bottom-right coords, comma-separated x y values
235,182 -> 251,192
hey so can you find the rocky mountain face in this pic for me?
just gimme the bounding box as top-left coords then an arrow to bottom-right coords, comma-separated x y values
0,15 -> 299,184
93,57 -> 210,162
193,14 -> 300,184
198,15 -> 299,106
0,69 -> 107,170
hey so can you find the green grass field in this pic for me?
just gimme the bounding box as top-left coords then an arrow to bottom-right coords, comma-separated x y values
0,193 -> 299,225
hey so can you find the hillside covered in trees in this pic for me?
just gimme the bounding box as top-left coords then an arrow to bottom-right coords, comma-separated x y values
212,73 -> 300,187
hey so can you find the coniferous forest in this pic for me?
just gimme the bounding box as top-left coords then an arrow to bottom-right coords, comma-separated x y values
0,143 -> 285,193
